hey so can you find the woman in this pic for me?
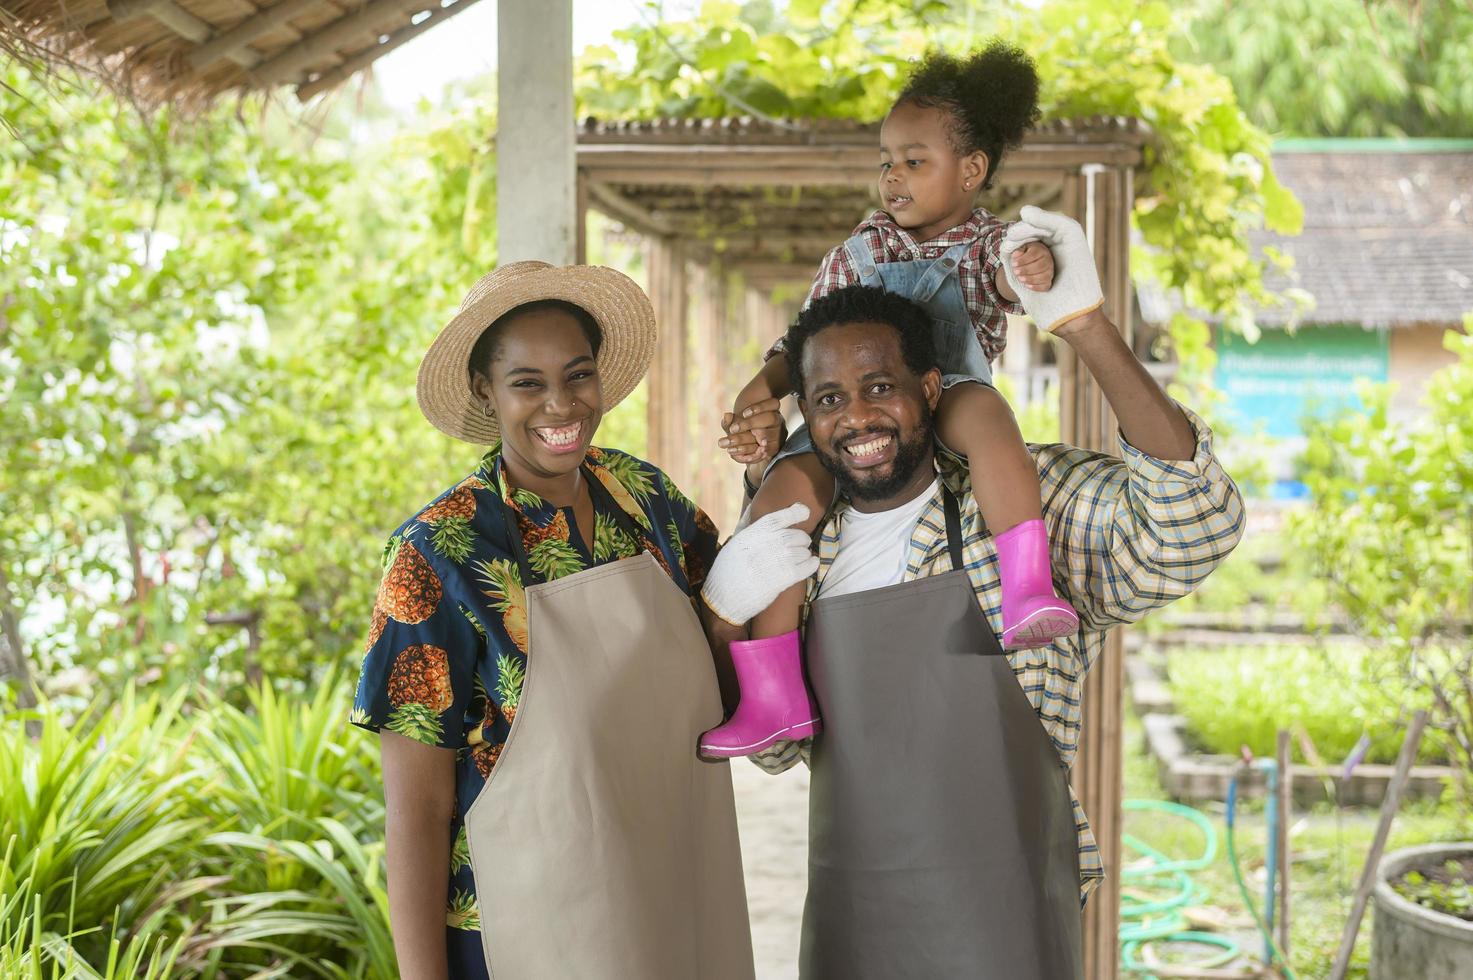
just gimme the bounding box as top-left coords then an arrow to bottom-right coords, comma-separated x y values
351,261 -> 814,980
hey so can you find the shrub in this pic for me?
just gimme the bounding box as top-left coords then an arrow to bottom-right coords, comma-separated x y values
1,682 -> 392,976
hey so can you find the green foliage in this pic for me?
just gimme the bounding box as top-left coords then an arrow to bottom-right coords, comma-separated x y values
1182,0 -> 1473,138
0,63 -> 495,701
0,681 -> 391,976
1395,859 -> 1473,921
1289,327 -> 1473,781
578,0 -> 1304,408
1166,644 -> 1443,766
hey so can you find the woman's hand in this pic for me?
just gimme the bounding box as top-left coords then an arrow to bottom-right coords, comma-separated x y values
719,394 -> 786,465
701,503 -> 820,626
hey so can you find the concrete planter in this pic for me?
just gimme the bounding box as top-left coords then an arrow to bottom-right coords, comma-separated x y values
1372,843 -> 1473,980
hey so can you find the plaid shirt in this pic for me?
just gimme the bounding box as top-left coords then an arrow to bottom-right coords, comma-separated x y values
750,406 -> 1246,900
768,207 -> 1025,362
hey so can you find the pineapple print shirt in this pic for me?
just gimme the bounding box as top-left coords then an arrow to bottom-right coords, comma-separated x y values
750,405 -> 1246,902
351,443 -> 719,938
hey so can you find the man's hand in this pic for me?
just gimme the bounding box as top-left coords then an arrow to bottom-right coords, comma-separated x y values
1000,206 -> 1104,333
1008,239 -> 1055,292
701,503 -> 820,627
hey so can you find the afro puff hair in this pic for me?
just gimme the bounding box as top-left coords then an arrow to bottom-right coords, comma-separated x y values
896,40 -> 1041,190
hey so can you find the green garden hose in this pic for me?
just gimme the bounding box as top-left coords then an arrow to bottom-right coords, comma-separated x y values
1118,799 -> 1247,976
1225,777 -> 1300,980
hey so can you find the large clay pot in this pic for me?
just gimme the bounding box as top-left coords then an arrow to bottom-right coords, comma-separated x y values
1372,843 -> 1473,979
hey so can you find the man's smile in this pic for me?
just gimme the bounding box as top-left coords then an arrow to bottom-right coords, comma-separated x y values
837,431 -> 898,469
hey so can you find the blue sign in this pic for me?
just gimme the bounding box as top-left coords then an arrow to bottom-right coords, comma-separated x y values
1215,324 -> 1389,438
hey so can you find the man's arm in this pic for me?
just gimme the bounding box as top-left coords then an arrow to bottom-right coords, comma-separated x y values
999,206 -> 1244,631
1034,397 -> 1244,632
1053,308 -> 1196,461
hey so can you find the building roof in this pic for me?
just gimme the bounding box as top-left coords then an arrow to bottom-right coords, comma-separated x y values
1,0 -> 486,102
1139,141 -> 1473,329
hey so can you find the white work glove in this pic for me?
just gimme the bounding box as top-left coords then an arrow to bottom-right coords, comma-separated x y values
999,205 -> 1105,333
700,503 -> 820,626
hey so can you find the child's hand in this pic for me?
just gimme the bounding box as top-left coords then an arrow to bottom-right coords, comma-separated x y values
1009,240 -> 1055,292
719,395 -> 785,465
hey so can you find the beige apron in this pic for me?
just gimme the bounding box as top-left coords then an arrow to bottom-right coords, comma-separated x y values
464,474 -> 754,980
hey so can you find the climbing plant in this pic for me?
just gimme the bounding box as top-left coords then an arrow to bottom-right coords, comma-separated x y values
579,0 -> 1305,397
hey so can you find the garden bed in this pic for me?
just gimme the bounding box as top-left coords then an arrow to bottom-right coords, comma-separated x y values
1128,644 -> 1457,806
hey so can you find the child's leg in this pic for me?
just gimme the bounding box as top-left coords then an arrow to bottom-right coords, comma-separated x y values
935,382 -> 1079,649
698,449 -> 830,759
745,452 -> 834,639
935,383 -> 1043,533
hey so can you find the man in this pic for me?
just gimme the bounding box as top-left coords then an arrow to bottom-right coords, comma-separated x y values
751,209 -> 1245,979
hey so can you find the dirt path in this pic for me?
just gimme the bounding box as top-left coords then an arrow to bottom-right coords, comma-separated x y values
730,756 -> 810,980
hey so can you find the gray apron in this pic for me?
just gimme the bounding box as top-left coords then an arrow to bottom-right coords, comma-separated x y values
799,487 -> 1083,980
465,473 -> 755,980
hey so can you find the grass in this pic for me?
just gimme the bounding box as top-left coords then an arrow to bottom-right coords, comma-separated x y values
1122,704 -> 1472,979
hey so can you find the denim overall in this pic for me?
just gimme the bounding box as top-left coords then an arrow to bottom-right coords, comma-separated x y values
775,235 -> 992,464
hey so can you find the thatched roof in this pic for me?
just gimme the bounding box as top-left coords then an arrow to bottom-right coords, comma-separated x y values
1,0 -> 485,102
1139,141 -> 1473,329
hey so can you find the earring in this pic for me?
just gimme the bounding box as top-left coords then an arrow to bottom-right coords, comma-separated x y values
483,403 -> 493,418
964,181 -> 972,189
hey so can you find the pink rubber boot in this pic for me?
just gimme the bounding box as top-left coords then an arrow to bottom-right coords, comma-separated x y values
698,629 -> 821,759
996,519 -> 1080,650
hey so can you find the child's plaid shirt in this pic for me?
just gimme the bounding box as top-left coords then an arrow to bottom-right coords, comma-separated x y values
767,207 -> 1024,363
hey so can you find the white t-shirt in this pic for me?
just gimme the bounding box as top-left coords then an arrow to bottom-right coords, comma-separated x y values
816,480 -> 938,600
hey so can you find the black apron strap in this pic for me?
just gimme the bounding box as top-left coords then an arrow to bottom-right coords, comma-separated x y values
940,485 -> 965,573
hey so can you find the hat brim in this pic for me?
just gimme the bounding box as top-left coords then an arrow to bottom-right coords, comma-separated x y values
416,263 -> 657,444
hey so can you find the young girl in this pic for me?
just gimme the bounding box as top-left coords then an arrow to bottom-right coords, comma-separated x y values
699,42 -> 1083,759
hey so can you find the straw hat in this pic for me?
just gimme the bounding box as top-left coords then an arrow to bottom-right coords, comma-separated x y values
416,261 -> 657,444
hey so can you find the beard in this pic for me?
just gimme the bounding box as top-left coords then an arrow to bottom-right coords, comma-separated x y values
812,407 -> 935,504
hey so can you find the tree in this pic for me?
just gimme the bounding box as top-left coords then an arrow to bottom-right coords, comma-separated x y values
0,64 -> 475,699
1290,326 -> 1473,789
1181,0 -> 1473,139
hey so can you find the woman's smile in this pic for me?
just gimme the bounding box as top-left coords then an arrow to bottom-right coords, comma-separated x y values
532,419 -> 588,455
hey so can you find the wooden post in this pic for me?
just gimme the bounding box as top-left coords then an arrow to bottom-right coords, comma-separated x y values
575,171 -> 589,265
690,263 -> 737,527
496,0 -> 575,265
1060,163 -> 1133,980
646,237 -> 691,489
1328,710 -> 1429,980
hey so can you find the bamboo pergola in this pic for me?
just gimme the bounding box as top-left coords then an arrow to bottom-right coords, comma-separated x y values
576,114 -> 1148,980
1,0 -> 483,101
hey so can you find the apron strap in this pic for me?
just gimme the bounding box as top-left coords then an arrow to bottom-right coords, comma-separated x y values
581,465 -> 650,546
498,464 -> 652,584
941,484 -> 964,573
499,490 -> 536,585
